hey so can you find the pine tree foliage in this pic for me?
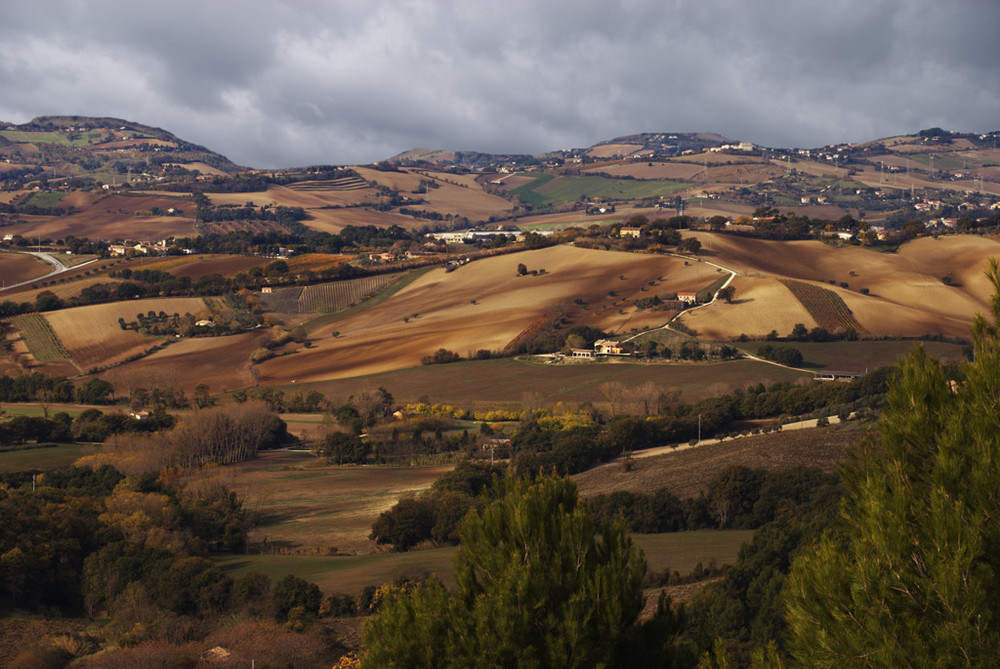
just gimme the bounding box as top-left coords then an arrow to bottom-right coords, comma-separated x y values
361,476 -> 663,668
785,259 -> 1000,667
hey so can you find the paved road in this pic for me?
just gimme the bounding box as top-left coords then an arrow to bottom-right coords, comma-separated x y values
0,251 -> 100,294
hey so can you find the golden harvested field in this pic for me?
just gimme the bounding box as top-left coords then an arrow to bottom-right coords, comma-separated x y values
678,277 -> 815,339
511,205 -> 654,231
353,167 -> 514,221
2,276 -> 124,304
283,253 -> 351,274
702,163 -> 785,184
301,206 -> 420,233
0,251 -> 51,285
254,246 -> 722,384
770,159 -> 849,179
685,233 -> 1000,339
208,167 -> 512,232
172,161 -> 229,176
127,255 -> 206,273
851,166 -> 944,193
587,143 -> 645,158
212,191 -> 419,233
42,297 -> 209,370
209,184 -> 370,209
102,331 -> 262,394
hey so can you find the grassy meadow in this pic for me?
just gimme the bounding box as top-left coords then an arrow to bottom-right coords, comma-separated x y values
773,339 -> 968,371
510,174 -> 686,207
0,443 -> 100,472
294,356 -> 811,406
214,530 -> 754,595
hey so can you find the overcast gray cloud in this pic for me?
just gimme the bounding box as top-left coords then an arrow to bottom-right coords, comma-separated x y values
1,0 -> 997,168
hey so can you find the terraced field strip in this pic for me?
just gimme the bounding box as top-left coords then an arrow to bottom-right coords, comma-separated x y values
779,279 -> 866,334
11,313 -> 72,362
287,176 -> 368,191
302,274 -> 406,313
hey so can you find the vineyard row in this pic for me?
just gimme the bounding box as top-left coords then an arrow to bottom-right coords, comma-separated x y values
780,279 -> 866,334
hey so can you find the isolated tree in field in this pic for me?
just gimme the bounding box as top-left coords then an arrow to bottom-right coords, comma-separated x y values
516,262 -> 528,276
716,285 -> 735,303
680,237 -> 702,255
362,476 -> 665,668
785,259 -> 1000,665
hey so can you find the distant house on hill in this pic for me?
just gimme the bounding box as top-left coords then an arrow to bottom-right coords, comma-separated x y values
594,339 -> 626,355
677,292 -> 698,305
619,227 -> 643,239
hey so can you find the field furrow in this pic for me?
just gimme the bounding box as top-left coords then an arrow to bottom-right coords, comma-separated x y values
11,313 -> 71,362
780,279 -> 865,334
260,274 -> 405,314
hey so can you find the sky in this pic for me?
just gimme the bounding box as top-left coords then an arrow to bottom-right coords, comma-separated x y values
1,0 -> 998,169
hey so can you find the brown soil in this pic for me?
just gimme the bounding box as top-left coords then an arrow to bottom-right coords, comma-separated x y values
0,252 -> 50,285
2,191 -> 198,240
163,255 -> 267,280
101,331 -> 263,394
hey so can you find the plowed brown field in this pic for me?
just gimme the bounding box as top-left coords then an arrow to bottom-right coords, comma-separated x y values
1,190 -> 198,240
102,331 -> 262,394
0,252 -> 50,285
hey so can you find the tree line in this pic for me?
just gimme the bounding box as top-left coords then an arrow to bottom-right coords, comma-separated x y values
0,466 -> 344,665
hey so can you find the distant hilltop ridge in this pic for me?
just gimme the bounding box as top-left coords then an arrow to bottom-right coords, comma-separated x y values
1,115 -> 998,175
0,115 -> 244,176
387,128 -> 1000,170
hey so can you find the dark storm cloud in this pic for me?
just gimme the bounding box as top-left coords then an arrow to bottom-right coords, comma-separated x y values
1,0 -> 997,167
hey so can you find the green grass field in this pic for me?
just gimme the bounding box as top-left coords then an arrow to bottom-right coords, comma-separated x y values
0,129 -> 106,147
298,357 -> 810,406
510,174 -> 686,207
0,130 -> 72,145
749,339 -> 968,371
0,443 -> 99,472
214,529 -> 753,595
21,192 -> 67,208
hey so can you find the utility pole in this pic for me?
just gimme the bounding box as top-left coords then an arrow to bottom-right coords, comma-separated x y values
698,414 -> 702,444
